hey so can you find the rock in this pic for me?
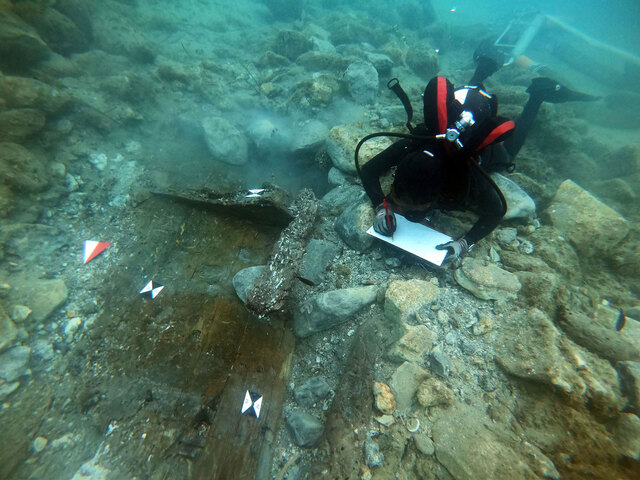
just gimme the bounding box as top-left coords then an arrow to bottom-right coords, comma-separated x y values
493,227 -> 518,247
232,266 -> 265,304
296,51 -> 349,72
454,257 -> 521,301
0,109 -> 47,143
0,306 -> 18,353
384,279 -> 440,323
299,239 -> 340,285
326,124 -> 392,174
429,346 -> 450,378
0,76 -> 71,114
495,309 -> 623,413
611,413 -> 640,460
294,376 -> 331,407
515,270 -> 561,314
545,179 -> 629,258
389,361 -> 429,411
0,345 -> 31,382
414,434 -> 435,456
293,286 -> 378,337
257,50 -> 289,68
365,52 -> 393,78
617,361 -> 640,414
387,324 -> 436,363
321,184 -> 363,215
265,0 -> 306,20
557,306 -> 640,362
0,12 -> 50,71
405,45 -> 439,77
496,310 -> 583,394
0,142 -> 49,192
333,201 -> 375,252
328,167 -> 348,186
432,403 -> 556,480
290,76 -> 337,109
344,61 -> 379,105
32,436 -> 48,453
10,277 -> 68,323
291,119 -> 329,153
286,411 -> 324,448
529,227 -> 582,282
373,382 -> 396,414
491,173 -> 536,220
364,437 -> 384,468
272,30 -> 312,61
374,414 -> 395,426
201,116 -> 248,165
416,377 -> 454,408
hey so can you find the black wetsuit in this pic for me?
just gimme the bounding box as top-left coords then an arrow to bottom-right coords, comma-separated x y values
360,137 -> 506,245
360,85 -> 544,246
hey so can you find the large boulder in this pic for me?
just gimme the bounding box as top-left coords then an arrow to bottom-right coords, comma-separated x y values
344,61 -> 379,105
0,109 -> 46,143
293,286 -> 378,337
286,410 -> 324,448
0,143 -> 49,192
0,12 -> 50,71
545,179 -> 629,258
201,116 -> 248,165
0,76 -> 71,114
16,5 -> 89,55
326,124 -> 392,174
454,257 -> 521,301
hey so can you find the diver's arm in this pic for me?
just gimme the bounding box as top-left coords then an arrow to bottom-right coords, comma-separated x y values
463,170 -> 506,245
360,139 -> 413,207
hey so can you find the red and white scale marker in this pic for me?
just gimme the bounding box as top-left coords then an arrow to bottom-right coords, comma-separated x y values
83,241 -> 111,264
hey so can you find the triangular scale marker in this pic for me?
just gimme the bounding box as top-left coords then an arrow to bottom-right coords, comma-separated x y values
83,241 -> 111,264
253,396 -> 263,418
140,281 -> 164,299
241,390 -> 253,414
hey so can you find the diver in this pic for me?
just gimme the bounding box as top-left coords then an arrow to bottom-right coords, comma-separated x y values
358,41 -> 598,261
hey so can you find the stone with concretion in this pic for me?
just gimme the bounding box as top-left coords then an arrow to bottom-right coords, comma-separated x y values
454,257 -> 521,301
387,324 -> 436,363
0,142 -> 49,192
432,403 -> 559,480
416,377 -> 454,408
384,279 -> 440,323
373,382 -> 396,414
293,285 -> 377,337
326,124 -> 391,174
0,109 -> 46,143
546,179 -> 629,258
0,76 -> 70,114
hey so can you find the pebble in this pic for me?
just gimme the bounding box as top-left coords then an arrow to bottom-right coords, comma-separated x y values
64,317 -> 82,340
32,436 -> 48,453
88,152 -> 108,170
0,283 -> 10,298
429,347 -> 450,377
373,382 -> 396,414
472,316 -> 493,336
518,239 -> 534,254
374,415 -> 395,426
365,437 -> 384,468
444,331 -> 457,345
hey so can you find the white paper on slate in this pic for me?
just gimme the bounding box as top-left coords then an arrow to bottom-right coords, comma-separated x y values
366,213 -> 453,266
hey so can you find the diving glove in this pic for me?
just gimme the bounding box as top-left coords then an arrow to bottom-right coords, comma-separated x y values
436,237 -> 469,259
527,77 -> 600,103
373,203 -> 397,237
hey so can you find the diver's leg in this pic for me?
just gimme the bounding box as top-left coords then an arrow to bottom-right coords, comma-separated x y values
469,39 -> 506,87
503,94 -> 543,159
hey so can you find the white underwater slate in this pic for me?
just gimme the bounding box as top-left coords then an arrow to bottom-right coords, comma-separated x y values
367,214 -> 452,266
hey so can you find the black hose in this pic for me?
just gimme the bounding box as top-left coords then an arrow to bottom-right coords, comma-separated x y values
387,78 -> 415,132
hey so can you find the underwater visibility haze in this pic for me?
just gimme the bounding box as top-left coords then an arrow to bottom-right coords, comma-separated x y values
0,0 -> 639,479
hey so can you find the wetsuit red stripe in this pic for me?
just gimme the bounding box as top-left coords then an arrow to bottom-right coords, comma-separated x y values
476,120 -> 515,151
437,76 -> 448,134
